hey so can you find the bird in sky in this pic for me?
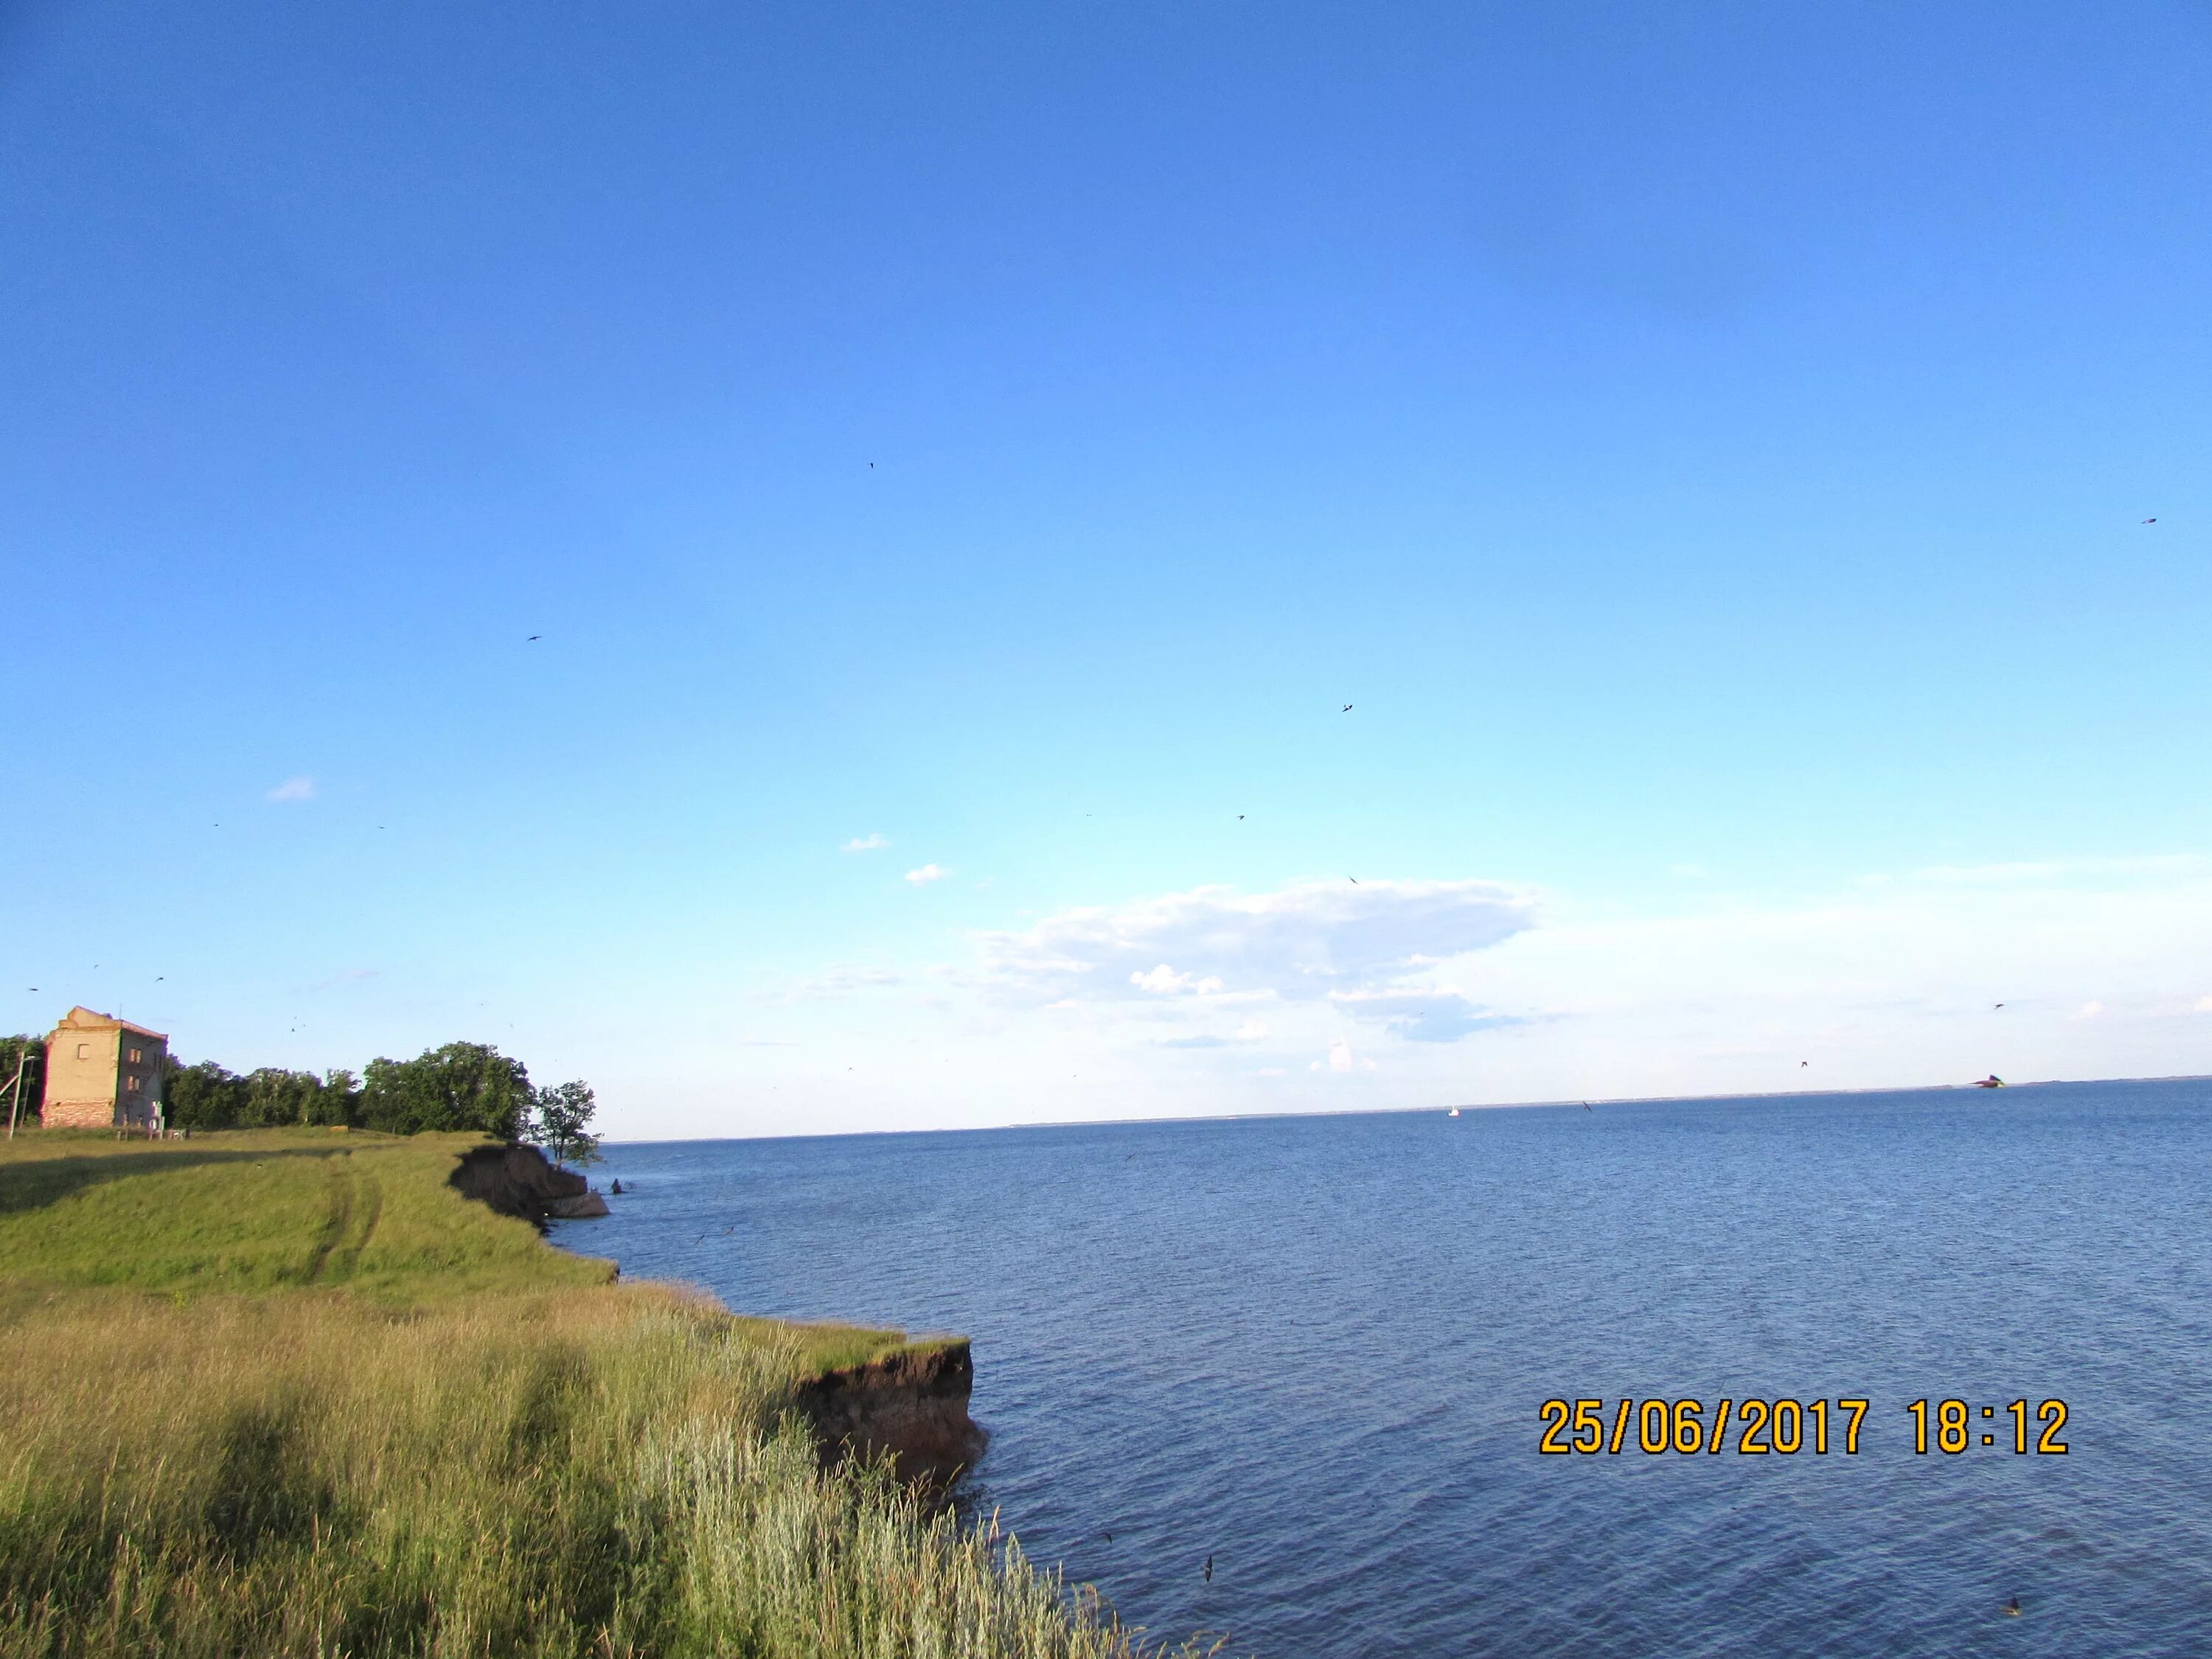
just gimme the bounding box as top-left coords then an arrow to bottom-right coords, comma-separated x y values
156,977 -> 164,981
1582,1102 -> 1593,1111
1801,1060 -> 1809,1068
1238,814 -> 1244,819
2142,518 -> 2157,524
1342,703 -> 1353,712
1349,876 -> 1359,884
526,635 -> 540,641
1994,1002 -> 2005,1009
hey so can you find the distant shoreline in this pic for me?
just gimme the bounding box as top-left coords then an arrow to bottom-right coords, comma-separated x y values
599,1071 -> 2212,1147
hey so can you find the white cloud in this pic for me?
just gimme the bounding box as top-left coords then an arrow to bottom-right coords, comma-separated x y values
266,776 -> 315,803
2076,999 -> 2104,1019
1130,964 -> 1225,995
1329,1037 -> 1354,1074
905,863 -> 950,886
975,877 -> 1534,1012
842,833 -> 890,853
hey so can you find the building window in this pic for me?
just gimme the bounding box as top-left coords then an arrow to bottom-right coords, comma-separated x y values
128,1076 -> 142,1093
76,1043 -> 89,1061
128,1047 -> 142,1064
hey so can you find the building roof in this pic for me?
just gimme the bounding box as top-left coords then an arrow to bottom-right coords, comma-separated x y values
52,1006 -> 169,1043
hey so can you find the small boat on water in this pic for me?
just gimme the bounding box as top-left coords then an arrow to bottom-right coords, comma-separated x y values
1447,1107 -> 1461,1117
1973,1074 -> 2005,1089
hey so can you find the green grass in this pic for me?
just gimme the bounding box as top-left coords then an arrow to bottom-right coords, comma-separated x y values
0,1131 -> 1215,1658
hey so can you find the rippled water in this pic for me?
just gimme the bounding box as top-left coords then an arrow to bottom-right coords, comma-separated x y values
559,1080 -> 2212,1657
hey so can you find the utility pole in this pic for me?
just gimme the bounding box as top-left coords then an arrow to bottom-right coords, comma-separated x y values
4,1048 -> 27,1141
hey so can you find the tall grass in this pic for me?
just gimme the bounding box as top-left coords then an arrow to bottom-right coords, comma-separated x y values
0,1134 -> 1221,1658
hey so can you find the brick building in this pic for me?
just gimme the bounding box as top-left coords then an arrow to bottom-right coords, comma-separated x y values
41,1006 -> 169,1129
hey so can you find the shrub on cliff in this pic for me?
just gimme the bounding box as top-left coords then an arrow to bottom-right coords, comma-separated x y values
530,1079 -> 600,1167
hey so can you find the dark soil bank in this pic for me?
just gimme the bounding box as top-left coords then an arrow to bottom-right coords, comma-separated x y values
793,1340 -> 986,1490
449,1144 -> 608,1228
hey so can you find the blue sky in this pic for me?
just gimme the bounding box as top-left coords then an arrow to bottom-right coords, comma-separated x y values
5,1 -> 2210,1136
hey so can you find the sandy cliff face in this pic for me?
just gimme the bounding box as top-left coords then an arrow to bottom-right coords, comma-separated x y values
448,1143 -> 608,1227
791,1340 -> 987,1489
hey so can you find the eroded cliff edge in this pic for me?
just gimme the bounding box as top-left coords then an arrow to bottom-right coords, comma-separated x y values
448,1142 -> 609,1228
791,1338 -> 987,1490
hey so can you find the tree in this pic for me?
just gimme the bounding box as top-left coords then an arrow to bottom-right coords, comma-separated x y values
165,1059 -> 250,1130
529,1080 -> 599,1168
359,1043 -> 532,1138
0,1036 -> 43,1132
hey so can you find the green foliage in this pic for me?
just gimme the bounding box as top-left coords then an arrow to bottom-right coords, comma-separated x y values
165,1057 -> 250,1130
162,1062 -> 362,1130
0,1037 -> 41,1132
361,1043 -> 533,1138
532,1079 -> 601,1168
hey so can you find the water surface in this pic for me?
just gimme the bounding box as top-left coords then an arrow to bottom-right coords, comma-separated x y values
561,1080 -> 2212,1657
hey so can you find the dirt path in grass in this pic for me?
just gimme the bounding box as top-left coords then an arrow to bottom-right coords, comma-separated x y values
304,1155 -> 384,1284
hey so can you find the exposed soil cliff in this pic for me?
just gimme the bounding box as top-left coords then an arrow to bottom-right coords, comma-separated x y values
791,1338 -> 986,1491
448,1143 -> 609,1228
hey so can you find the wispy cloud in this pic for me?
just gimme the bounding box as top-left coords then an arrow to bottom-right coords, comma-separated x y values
842,833 -> 890,853
266,776 -> 315,803
905,863 -> 950,886
1328,990 -> 1523,1043
758,967 -> 903,1003
974,878 -> 1534,1013
1907,855 -> 2207,886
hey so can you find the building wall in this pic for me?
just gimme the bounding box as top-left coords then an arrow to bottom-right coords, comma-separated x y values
118,1029 -> 167,1125
42,1022 -> 121,1127
39,1014 -> 170,1128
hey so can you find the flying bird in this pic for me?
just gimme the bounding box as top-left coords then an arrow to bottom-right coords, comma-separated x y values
1238,814 -> 1245,819
1204,1556 -> 1214,1582
2142,518 -> 2157,524
1348,876 -> 1358,884
1341,703 -> 1353,712
1994,1002 -> 2004,1009
1801,1060 -> 1809,1068
526,635 -> 540,641
1582,1102 -> 1592,1111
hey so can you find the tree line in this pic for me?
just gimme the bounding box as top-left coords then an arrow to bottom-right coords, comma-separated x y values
0,1034 -> 598,1165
